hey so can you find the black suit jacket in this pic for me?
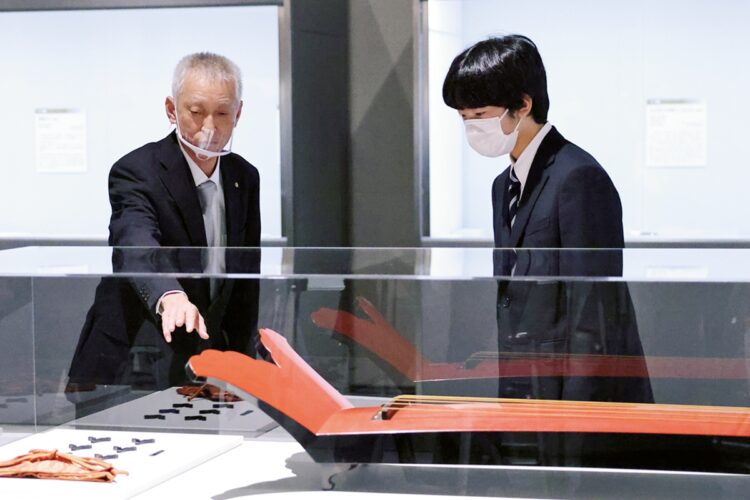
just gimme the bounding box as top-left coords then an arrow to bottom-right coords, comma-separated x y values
492,127 -> 651,405
69,132 -> 260,388
493,126 -> 623,265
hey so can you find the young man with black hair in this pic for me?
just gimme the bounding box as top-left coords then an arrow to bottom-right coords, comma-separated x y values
440,35 -> 653,466
442,36 -> 652,452
443,34 -> 623,255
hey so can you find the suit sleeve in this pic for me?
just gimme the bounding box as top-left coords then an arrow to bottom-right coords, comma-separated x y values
558,164 -> 624,277
108,159 -> 182,313
558,164 -> 624,249
558,163 -> 624,355
556,165 -> 651,403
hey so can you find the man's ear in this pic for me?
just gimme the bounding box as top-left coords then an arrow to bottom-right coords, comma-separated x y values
518,94 -> 533,118
234,100 -> 244,127
165,96 -> 177,124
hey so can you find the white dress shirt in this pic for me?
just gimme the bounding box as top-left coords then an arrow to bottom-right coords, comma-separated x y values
179,143 -> 227,247
510,121 -> 552,200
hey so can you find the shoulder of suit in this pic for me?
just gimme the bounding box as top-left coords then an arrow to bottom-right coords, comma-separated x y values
553,146 -> 618,194
225,152 -> 260,179
111,136 -> 168,170
549,140 -> 605,176
108,141 -> 165,183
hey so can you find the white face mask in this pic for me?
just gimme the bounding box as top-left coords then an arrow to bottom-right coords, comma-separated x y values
463,109 -> 522,158
173,104 -> 235,160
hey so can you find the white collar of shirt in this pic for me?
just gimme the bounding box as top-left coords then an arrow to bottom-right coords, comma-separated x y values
178,141 -> 223,189
511,121 -> 552,197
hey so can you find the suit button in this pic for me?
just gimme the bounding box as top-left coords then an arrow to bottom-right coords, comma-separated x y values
502,296 -> 511,308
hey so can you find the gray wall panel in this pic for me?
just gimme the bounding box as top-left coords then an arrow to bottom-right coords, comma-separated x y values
287,0 -> 350,246
349,0 -> 419,247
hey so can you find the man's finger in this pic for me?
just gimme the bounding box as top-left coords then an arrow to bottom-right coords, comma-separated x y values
174,310 -> 186,328
165,314 -> 176,334
198,314 -> 209,340
161,316 -> 173,343
184,311 -> 196,333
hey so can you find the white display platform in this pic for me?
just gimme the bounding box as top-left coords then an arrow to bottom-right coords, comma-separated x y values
72,387 -> 277,435
6,394 -> 747,498
0,431 -> 30,448
0,428 -> 242,499
132,438 -> 425,499
132,437 -> 750,500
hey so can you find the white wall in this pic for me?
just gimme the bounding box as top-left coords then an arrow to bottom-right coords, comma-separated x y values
428,0 -> 750,241
0,5 -> 281,240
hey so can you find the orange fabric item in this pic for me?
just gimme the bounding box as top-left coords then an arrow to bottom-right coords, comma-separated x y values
177,383 -> 242,402
0,449 -> 128,482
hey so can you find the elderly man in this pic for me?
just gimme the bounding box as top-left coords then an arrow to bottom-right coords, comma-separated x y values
69,52 -> 261,389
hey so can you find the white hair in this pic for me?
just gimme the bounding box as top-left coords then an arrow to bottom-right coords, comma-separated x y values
172,52 -> 243,103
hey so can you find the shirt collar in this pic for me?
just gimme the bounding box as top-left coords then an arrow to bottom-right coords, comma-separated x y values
178,141 -> 222,187
511,121 -> 552,193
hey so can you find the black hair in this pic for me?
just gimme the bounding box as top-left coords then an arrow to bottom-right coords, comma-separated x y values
442,34 -> 549,123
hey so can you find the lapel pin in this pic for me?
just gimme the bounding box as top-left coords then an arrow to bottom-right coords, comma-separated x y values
234,182 -> 239,188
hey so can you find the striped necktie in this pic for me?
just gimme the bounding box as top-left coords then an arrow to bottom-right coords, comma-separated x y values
507,168 -> 522,275
507,167 -> 521,228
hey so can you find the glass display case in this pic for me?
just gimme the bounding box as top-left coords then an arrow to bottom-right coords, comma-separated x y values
0,246 -> 749,498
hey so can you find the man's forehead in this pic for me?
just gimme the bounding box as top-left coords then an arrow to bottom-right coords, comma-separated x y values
179,80 -> 237,105
181,70 -> 236,92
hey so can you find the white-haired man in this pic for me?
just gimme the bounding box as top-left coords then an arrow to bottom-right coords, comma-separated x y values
69,52 -> 261,389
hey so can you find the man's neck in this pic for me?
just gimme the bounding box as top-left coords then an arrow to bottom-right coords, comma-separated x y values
187,150 -> 218,178
510,120 -> 544,162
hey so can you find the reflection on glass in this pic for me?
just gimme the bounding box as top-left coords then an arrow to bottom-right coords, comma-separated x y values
67,248 -> 260,393
0,247 -> 746,476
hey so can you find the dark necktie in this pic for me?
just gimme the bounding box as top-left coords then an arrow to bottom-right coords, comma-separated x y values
507,167 -> 521,228
507,168 -> 521,274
